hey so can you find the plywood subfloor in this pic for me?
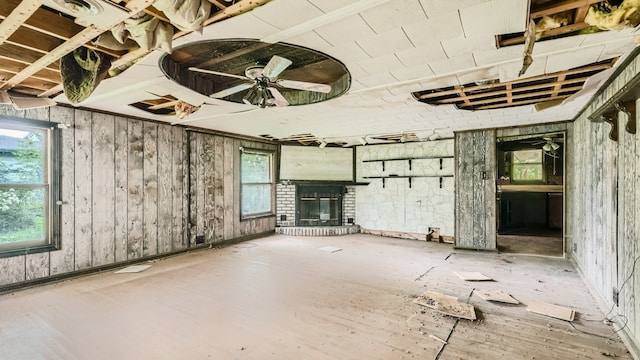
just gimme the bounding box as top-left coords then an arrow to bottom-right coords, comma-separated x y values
0,234 -> 631,359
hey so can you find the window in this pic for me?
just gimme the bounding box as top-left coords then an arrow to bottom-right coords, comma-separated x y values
0,118 -> 59,256
511,149 -> 543,182
240,149 -> 273,217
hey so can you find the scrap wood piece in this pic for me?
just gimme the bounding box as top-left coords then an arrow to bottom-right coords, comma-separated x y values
435,295 -> 477,320
414,291 -> 476,320
319,246 -> 342,253
527,299 -> 575,321
454,271 -> 493,281
414,291 -> 459,309
115,264 -> 152,273
428,334 -> 447,344
474,289 -> 520,304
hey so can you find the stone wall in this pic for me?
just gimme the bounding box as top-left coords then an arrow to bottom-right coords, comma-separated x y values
355,140 -> 455,236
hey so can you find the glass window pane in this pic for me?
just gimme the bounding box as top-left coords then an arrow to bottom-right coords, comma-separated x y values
242,184 -> 271,215
241,153 -> 270,183
0,187 -> 46,244
0,129 -> 46,184
512,150 -> 542,181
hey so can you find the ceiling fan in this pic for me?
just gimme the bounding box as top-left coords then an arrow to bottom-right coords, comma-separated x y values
188,55 -> 332,108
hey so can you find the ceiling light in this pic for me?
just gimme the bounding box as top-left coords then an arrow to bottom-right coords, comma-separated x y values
359,136 -> 367,146
319,140 -> 327,148
542,143 -> 551,152
551,142 -> 560,151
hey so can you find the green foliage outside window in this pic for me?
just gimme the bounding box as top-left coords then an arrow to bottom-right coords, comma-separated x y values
241,151 -> 272,216
0,130 -> 47,244
511,149 -> 543,181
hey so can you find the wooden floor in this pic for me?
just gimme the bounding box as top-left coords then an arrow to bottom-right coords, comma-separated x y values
0,234 -> 631,359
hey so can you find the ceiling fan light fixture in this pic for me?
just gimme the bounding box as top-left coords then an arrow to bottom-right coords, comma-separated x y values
551,142 -> 560,150
542,143 -> 552,152
242,87 -> 259,106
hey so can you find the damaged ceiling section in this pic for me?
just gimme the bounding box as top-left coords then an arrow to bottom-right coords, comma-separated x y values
1,1 -> 640,146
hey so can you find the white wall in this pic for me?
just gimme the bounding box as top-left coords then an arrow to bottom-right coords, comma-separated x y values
355,140 -> 455,236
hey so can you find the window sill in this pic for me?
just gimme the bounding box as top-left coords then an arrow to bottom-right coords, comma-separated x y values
0,243 -> 58,259
241,213 -> 276,221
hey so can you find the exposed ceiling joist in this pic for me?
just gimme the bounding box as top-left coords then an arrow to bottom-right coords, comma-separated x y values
0,0 -> 40,45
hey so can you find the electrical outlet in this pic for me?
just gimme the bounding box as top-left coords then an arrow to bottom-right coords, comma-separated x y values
613,288 -> 619,306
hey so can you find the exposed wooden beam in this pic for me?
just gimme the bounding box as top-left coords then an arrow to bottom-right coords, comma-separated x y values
437,79 -> 586,104
0,0 -> 155,91
6,26 -> 64,55
458,85 -> 584,107
530,0 -> 601,19
473,95 -> 572,110
417,61 -> 614,99
0,0 -> 41,45
499,22 -> 590,47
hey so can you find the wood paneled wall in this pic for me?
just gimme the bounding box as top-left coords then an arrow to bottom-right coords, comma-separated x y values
0,106 -> 276,288
568,55 -> 640,356
454,130 -> 496,250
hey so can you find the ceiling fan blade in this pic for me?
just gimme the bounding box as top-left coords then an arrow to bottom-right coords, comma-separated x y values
267,87 -> 289,107
211,83 -> 254,98
188,67 -> 248,81
262,55 -> 293,80
277,79 -> 331,93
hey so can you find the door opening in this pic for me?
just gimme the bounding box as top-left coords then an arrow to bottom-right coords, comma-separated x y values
495,132 -> 565,256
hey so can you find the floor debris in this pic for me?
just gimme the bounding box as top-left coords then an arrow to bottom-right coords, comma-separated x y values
414,290 -> 477,320
453,271 -> 493,281
319,246 -> 342,253
114,265 -> 152,273
474,289 -> 520,304
428,334 -> 447,344
527,299 -> 575,321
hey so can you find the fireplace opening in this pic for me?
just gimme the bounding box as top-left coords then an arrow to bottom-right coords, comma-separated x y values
296,185 -> 343,226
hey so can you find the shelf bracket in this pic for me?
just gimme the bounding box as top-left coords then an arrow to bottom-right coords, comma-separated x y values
439,177 -> 443,188
409,159 -> 412,171
602,110 -> 619,142
408,177 -> 412,188
382,160 -> 385,172
439,158 -> 443,170
382,177 -> 385,188
616,101 -> 636,135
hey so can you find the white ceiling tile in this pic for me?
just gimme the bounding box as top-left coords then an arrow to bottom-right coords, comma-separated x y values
356,72 -> 399,88
403,11 -> 464,46
387,82 -> 428,96
200,13 -> 280,40
428,54 -> 476,74
459,0 -> 527,37
307,0 -> 357,13
599,41 -> 637,62
498,57 -> 547,82
356,28 -> 414,58
323,41 -> 372,64
456,66 -> 499,85
546,46 -> 605,73
360,0 -> 428,34
284,31 -> 333,51
441,36 -> 496,58
532,37 -> 585,56
473,45 -> 523,66
390,64 -> 435,81
314,15 -> 376,46
251,0 -> 325,29
395,44 -> 448,67
357,54 -> 405,75
419,0 -> 490,16
418,75 -> 460,90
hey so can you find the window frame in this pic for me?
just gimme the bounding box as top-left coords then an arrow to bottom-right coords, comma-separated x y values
239,147 -> 275,219
0,116 -> 61,258
510,149 -> 544,184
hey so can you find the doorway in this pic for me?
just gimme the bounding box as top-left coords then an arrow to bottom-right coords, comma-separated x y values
495,132 -> 565,256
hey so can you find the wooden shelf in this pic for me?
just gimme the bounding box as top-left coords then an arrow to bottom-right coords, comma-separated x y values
362,156 -> 453,163
362,174 -> 453,189
498,184 -> 563,193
